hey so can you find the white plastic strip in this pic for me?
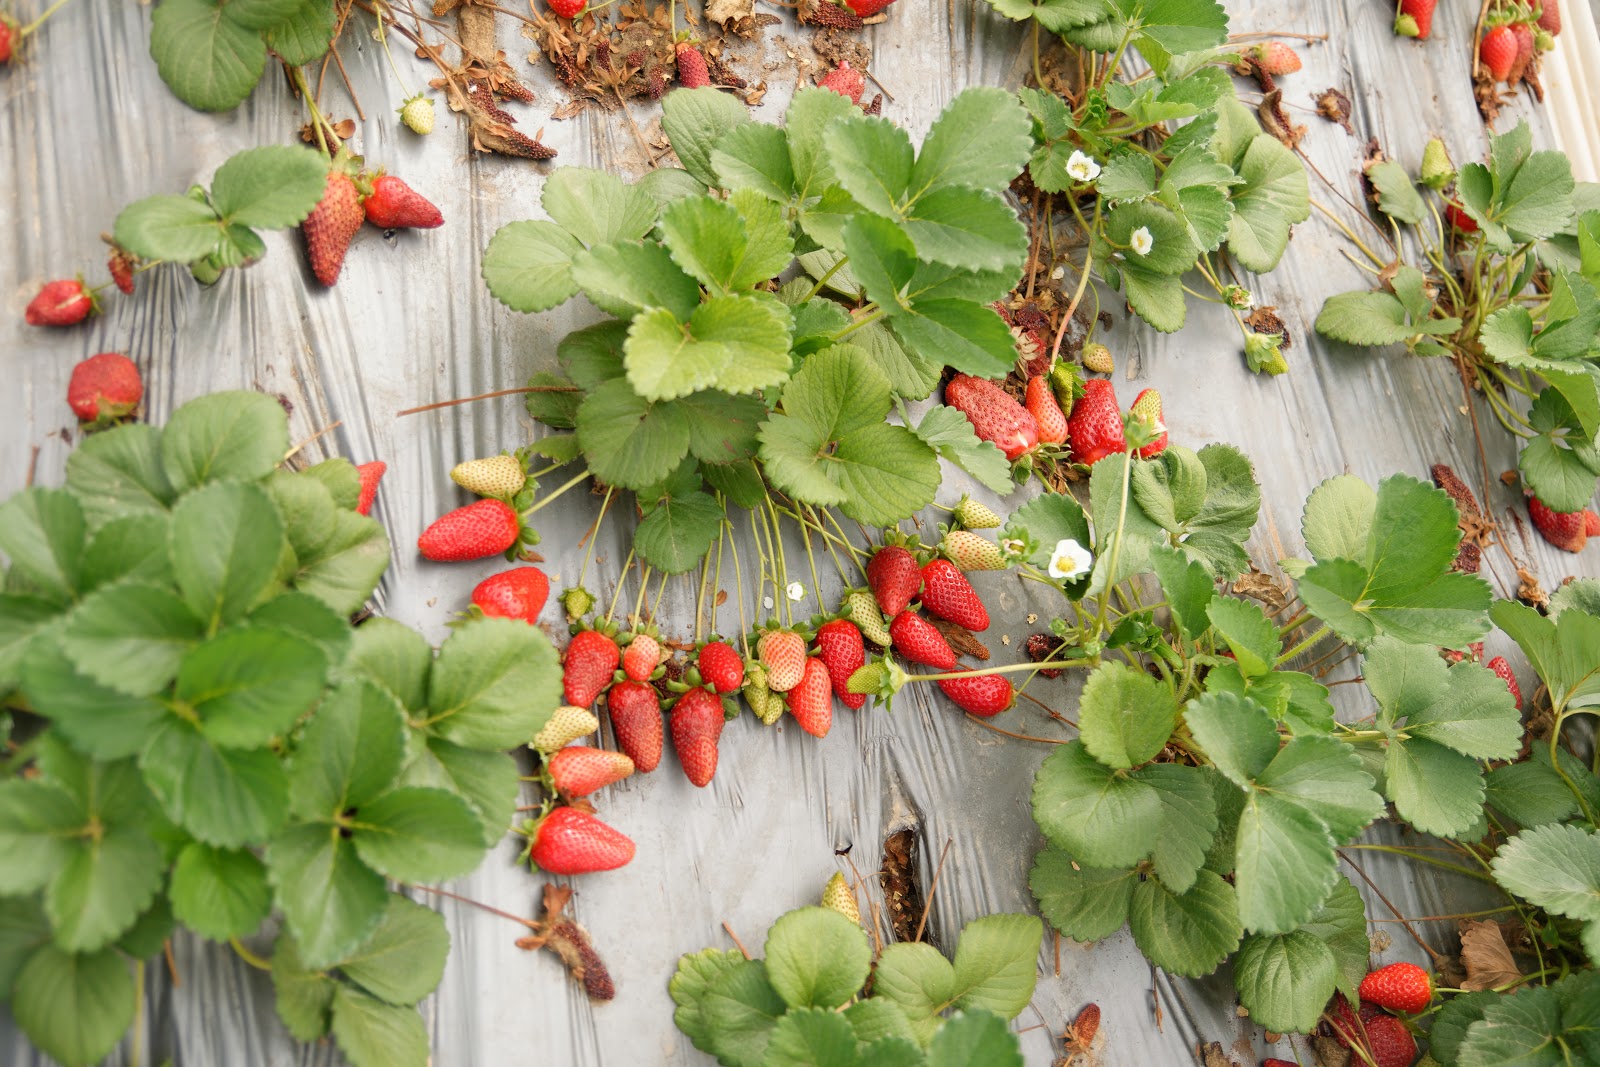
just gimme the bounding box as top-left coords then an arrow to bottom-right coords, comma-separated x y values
1540,1 -> 1600,181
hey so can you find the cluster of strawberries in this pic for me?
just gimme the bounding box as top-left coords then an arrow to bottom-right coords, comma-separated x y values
1302,962 -> 1436,1067
302,163 -> 443,286
1479,1 -> 1562,84
1528,492 -> 1600,554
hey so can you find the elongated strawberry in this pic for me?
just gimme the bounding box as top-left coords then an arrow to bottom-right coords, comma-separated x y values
1066,379 -> 1127,466
533,705 -> 600,752
841,589 -> 892,646
529,807 -> 635,874
1397,0 -> 1436,37
1249,41 -> 1302,75
564,629 -> 621,707
451,454 -> 525,498
67,353 -> 141,426
940,530 -> 1006,571
471,567 -> 550,623
1487,656 -> 1522,709
606,680 -> 664,771
1539,0 -> 1561,35
547,745 -> 634,797
364,174 -> 444,229
890,611 -> 956,670
1129,387 -> 1168,459
1025,376 -> 1068,445
818,60 -> 865,104
867,544 -> 922,616
920,559 -> 990,632
1507,21 -> 1536,83
952,495 -> 1001,530
419,499 -> 521,561
622,632 -> 661,681
758,629 -> 807,692
937,670 -> 1014,716
697,640 -> 745,694
1068,1004 -> 1099,1048
108,246 -> 137,294
1359,962 -> 1433,1014
25,278 -> 96,327
303,169 -> 364,286
1481,25 -> 1517,81
355,461 -> 386,516
1528,493 -> 1588,552
671,686 -> 724,786
821,872 -> 860,923
815,619 -> 867,710
946,374 -> 1040,460
786,656 -> 833,737
675,42 -> 710,88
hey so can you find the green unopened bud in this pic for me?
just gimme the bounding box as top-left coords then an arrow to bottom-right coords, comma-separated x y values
1244,330 -> 1289,376
1420,137 -> 1455,190
1393,13 -> 1420,37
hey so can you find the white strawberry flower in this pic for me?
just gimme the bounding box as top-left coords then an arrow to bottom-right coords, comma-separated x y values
786,581 -> 805,602
1130,226 -> 1154,256
1047,538 -> 1094,581
1066,150 -> 1101,183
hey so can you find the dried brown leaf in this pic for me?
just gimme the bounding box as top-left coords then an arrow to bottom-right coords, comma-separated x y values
1458,919 -> 1523,991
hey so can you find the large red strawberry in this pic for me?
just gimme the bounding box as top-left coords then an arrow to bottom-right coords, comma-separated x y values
937,670 -> 1015,716
529,807 -> 635,874
1066,379 -> 1127,466
67,353 -> 141,425
842,0 -> 894,16
1487,656 -> 1522,709
675,42 -> 711,88
815,620 -> 866,710
0,17 -> 13,63
671,686 -> 724,787
1481,25 -> 1517,81
607,680 -> 663,772
1129,387 -> 1168,459
1025,376 -> 1069,445
758,629 -> 807,692
564,629 -> 621,707
547,745 -> 634,797
818,60 -> 865,104
303,168 -> 364,286
1362,1014 -> 1418,1067
547,0 -> 584,16
1397,0 -> 1436,37
946,374 -> 1040,460
920,559 -> 990,632
419,499 -> 521,561
1539,0 -> 1561,35
1359,962 -> 1433,1014
889,611 -> 956,670
697,640 -> 745,694
786,657 -> 834,737
25,278 -> 96,327
471,567 -> 550,623
363,174 -> 444,229
621,631 -> 661,682
867,544 -> 923,616
355,461 -> 386,516
1528,493 -> 1588,552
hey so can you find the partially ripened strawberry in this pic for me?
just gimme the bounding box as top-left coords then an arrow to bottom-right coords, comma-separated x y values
303,169 -> 364,286
1487,656 -> 1522,709
697,640 -> 745,694
937,670 -> 1014,716
1359,962 -> 1433,1014
564,629 -> 621,707
1538,0 -> 1561,35
547,0 -> 585,16
952,495 -> 1001,530
1587,510 -> 1600,536
364,174 -> 444,229
841,589 -> 893,646
622,632 -> 661,682
1481,25 -> 1517,81
675,41 -> 710,88
471,567 -> 550,623
532,705 -> 600,752
1066,379 -> 1128,465
1507,21 -> 1537,82
606,680 -> 663,772
547,745 -> 634,797
1528,493 -> 1588,552
25,278 -> 96,327
1129,387 -> 1168,459
818,60 -> 865,104
1025,376 -> 1069,445
758,629 -> 807,692
1081,342 -> 1113,374
1249,41 -> 1302,75
821,872 -> 860,923
355,461 -> 386,516
418,499 -> 521,561
919,559 -> 989,632
940,530 -> 1007,571
1397,0 -> 1436,37
108,246 -> 137,294
867,544 -> 923,616
529,806 -> 635,874
671,686 -> 724,786
946,374 -> 1040,460
786,656 -> 834,737
67,353 -> 142,425
815,619 -> 867,710
451,454 -> 525,498
890,611 -> 956,669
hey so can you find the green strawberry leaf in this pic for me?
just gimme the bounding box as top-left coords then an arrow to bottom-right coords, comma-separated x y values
1491,822 -> 1600,923
909,87 -> 1035,197
1225,135 -> 1309,272
149,0 -> 268,112
1029,849 -> 1137,942
1520,388 -> 1600,512
140,717 -> 289,846
425,618 -> 560,750
169,481 -> 286,628
1492,599 -> 1600,713
337,894 -> 450,1006
635,490 -> 724,574
481,220 -> 584,313
763,1007 -> 859,1067
209,144 -> 328,229
1364,637 -> 1522,760
20,636 -> 171,761
1119,264 -> 1186,332
575,378 -> 693,490
61,581 -> 204,698
541,166 -> 659,247
1204,596 -> 1280,677
986,0 -> 1107,31
1127,868 -> 1240,977
262,0 -> 336,64
1077,661 -> 1178,768
912,407 -> 1016,496
702,959 -> 787,1065
712,122 -> 796,202
161,391 -> 289,492
570,239 -> 700,322
1365,160 -> 1425,225
0,487 -> 86,604
11,945 -> 136,1067
662,86 -> 752,187
926,1010 -> 1025,1066
114,195 -> 225,263
396,736 -> 517,848
1232,790 -> 1338,935
1032,741 -> 1161,868
169,842 -> 272,941
289,679 -> 407,819
660,192 -> 795,294
174,627 -> 328,748
267,820 -> 388,970
764,906 -> 872,1009
64,423 -> 177,527
671,947 -> 747,1056
330,985 -> 428,1067
624,294 -> 793,402
1144,763 -> 1220,894
270,930 -> 337,1040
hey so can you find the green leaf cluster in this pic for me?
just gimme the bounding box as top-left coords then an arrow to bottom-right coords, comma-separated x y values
150,0 -> 335,111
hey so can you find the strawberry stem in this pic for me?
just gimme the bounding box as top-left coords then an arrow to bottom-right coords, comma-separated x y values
228,936 -> 272,972
1091,453 -> 1133,638
724,515 -> 751,656
19,0 -> 73,37
631,564 -> 653,626
604,546 -> 636,624
1275,624 -> 1332,667
575,485 -> 613,594
830,307 -> 886,342
525,468 -> 591,516
800,256 -> 849,303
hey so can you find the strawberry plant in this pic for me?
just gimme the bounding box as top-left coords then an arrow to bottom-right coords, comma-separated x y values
0,391 -> 565,1067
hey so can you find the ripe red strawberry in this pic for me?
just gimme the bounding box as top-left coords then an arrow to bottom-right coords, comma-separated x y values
471,566 -> 550,623
937,670 -> 1015,716
622,632 -> 661,681
1025,376 -> 1069,445
843,0 -> 893,15
564,629 -> 621,707
418,498 -> 521,561
1129,387 -> 1168,459
815,619 -> 867,710
1359,962 -> 1433,1014
867,545 -> 923,616
529,806 -> 635,874
1262,1061 -> 1298,1067
671,686 -> 724,787
1508,21 -> 1536,82
675,42 -> 710,88
547,745 -> 634,797
1398,0 -> 1436,38
786,656 -> 834,737
920,559 -> 989,632
355,460 -> 386,516
547,0 -> 585,16
1528,493 -> 1588,553
1362,1014 -> 1418,1067
1249,42 -> 1302,75
946,374 -> 1040,461
818,60 -> 865,104
303,170 -> 363,286
108,247 -> 137,295
697,640 -> 745,694
890,611 -> 957,670
1486,656 -> 1522,709
363,174 -> 444,230
0,17 -> 13,63
1481,25 -> 1517,81
1539,0 -> 1561,35
1444,201 -> 1479,232
1066,379 -> 1128,466
67,353 -> 141,425
758,629 -> 807,692
25,278 -> 96,327
1586,510 -> 1600,536
606,680 -> 663,772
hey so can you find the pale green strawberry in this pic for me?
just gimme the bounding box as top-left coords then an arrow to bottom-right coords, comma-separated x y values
399,93 -> 435,135
742,663 -> 784,725
451,454 -> 526,498
846,662 -> 887,695
953,495 -> 1001,530
561,585 -> 596,619
1081,342 -> 1113,374
821,872 -> 860,924
1420,137 -> 1455,189
531,705 -> 599,752
940,530 -> 1007,571
841,590 -> 892,646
